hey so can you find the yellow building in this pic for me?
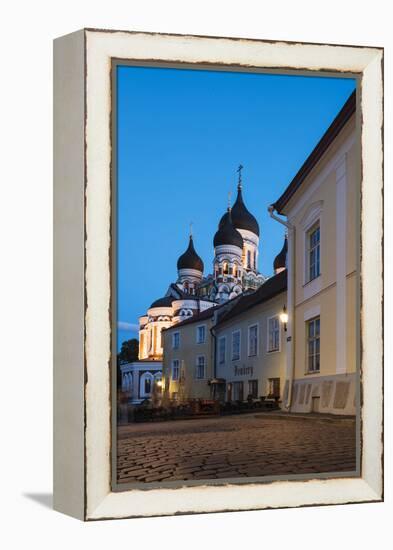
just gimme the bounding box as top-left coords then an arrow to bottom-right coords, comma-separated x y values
269,90 -> 357,415
162,308 -> 217,401
212,270 -> 287,403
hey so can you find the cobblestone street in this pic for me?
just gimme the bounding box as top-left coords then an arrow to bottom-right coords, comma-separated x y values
117,413 -> 357,484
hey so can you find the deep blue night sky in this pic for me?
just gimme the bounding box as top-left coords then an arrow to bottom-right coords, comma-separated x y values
116,65 -> 356,349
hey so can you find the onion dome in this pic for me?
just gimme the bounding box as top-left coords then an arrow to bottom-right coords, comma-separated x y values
177,236 -> 204,272
214,208 -> 243,249
150,295 -> 176,309
230,182 -> 260,236
273,235 -> 288,272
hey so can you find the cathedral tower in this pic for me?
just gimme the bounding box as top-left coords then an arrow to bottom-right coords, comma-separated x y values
176,234 -> 204,295
212,207 -> 244,303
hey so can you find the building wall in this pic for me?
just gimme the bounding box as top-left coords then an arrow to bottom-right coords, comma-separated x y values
284,116 -> 358,415
215,292 -> 287,402
163,319 -> 214,401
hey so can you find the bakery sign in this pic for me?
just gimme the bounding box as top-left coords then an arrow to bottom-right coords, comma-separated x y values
234,365 -> 254,377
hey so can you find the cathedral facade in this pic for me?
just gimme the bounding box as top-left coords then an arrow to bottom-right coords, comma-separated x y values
121,171 -> 267,402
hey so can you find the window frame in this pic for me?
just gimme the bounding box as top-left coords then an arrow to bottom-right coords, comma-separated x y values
172,331 -> 180,349
218,335 -> 226,364
247,323 -> 259,357
306,316 -> 321,373
306,220 -> 321,283
196,324 -> 207,344
172,359 -> 180,380
231,329 -> 241,361
267,315 -> 281,353
195,354 -> 206,379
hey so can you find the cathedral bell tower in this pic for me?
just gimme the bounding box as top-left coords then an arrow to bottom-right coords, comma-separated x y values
212,207 -> 244,303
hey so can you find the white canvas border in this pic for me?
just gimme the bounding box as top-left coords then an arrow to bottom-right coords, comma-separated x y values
84,30 -> 383,520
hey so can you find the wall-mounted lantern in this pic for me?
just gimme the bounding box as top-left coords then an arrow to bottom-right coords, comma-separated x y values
280,305 -> 289,332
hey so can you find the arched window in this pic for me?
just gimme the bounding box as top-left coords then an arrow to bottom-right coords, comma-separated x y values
223,262 -> 229,275
184,281 -> 189,292
144,378 -> 151,394
247,250 -> 251,269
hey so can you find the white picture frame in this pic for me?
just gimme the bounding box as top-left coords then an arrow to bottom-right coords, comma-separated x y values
53,28 -> 383,521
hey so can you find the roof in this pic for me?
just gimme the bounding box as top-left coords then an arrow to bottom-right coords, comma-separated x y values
214,269 -> 287,328
164,305 -> 220,331
214,208 -> 243,249
177,235 -> 204,272
273,236 -> 288,271
230,184 -> 260,236
149,295 -> 176,309
273,90 -> 356,214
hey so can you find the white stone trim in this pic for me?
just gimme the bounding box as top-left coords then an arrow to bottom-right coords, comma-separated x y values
336,154 -> 348,374
247,322 -> 259,357
304,305 -> 321,321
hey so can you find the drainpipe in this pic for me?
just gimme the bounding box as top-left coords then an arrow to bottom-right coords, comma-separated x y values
268,205 -> 295,410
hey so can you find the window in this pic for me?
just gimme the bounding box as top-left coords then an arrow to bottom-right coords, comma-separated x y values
253,251 -> 257,269
232,330 -> 241,360
172,359 -> 180,380
247,250 -> 251,269
233,381 -> 244,401
307,317 -> 320,372
218,336 -> 226,364
248,324 -> 258,356
196,325 -> 206,344
172,332 -> 180,349
267,316 -> 280,352
195,356 -> 206,379
144,378 -> 151,394
307,222 -> 320,282
248,380 -> 258,399
223,262 -> 229,275
268,378 -> 280,398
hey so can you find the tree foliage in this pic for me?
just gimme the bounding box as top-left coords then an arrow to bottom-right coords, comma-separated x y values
117,338 -> 139,365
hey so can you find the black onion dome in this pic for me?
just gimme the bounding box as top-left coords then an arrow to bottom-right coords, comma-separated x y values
273,236 -> 288,271
150,296 -> 176,309
218,210 -> 229,229
231,184 -> 260,236
214,209 -> 243,249
177,236 -> 204,272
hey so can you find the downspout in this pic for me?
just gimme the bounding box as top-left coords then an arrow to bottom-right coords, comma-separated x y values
268,205 -> 295,410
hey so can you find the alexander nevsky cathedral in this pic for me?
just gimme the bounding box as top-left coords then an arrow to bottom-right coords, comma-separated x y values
137,168 -> 267,362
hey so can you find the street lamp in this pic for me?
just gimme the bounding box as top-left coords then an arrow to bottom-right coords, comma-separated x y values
280,305 -> 288,331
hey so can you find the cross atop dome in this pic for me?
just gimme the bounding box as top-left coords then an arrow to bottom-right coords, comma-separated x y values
237,164 -> 244,190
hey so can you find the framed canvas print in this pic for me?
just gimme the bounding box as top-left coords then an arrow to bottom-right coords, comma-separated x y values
53,29 -> 383,520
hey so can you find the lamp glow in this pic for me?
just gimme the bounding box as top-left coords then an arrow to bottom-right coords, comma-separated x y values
280,311 -> 289,324
280,306 -> 288,331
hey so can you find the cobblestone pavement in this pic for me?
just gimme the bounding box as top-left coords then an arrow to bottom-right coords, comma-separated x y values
117,413 -> 356,484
